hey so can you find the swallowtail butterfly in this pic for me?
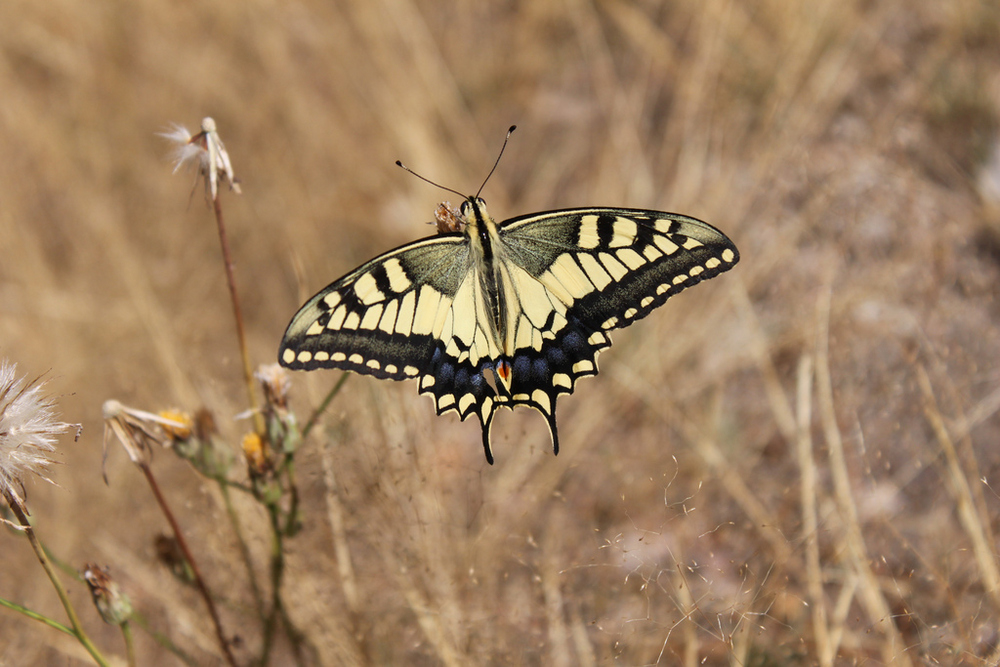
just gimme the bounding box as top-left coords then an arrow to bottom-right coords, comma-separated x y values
279,130 -> 739,463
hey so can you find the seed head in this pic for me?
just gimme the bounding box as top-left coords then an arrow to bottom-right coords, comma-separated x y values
0,360 -> 74,512
160,117 -> 241,200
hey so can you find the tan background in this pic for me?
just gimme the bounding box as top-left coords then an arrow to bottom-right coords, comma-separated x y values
2,0 -> 1000,664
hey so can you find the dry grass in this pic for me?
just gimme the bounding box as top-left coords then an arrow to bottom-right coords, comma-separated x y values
2,0 -> 1000,664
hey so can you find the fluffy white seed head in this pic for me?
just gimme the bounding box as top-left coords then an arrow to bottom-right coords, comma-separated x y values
0,360 -> 73,511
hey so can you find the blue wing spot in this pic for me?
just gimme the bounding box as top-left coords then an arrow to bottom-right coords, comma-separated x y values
547,346 -> 567,368
531,358 -> 550,385
512,354 -> 533,380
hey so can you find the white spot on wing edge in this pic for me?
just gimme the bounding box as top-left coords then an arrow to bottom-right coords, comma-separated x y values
297,351 -> 313,363
531,389 -> 551,413
282,349 -> 296,364
459,393 -> 476,415
722,248 -> 736,263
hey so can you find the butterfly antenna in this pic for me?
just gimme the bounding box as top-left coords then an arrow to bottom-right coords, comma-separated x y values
395,161 -> 466,199
476,125 -> 516,198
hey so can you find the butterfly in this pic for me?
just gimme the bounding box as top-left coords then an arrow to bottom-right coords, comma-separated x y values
279,130 -> 739,464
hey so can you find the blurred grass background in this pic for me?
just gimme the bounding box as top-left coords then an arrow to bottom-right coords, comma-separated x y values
3,0 -> 1000,664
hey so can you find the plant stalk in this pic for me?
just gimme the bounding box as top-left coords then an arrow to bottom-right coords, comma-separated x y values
5,495 -> 110,667
213,196 -> 265,437
139,463 -> 238,667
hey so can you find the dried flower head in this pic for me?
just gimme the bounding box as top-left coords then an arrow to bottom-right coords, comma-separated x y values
160,116 -> 241,200
102,400 -> 189,478
255,363 -> 291,412
435,201 -> 464,234
158,409 -> 194,442
0,360 -> 74,512
83,563 -> 134,626
255,363 -> 300,454
242,431 -> 273,478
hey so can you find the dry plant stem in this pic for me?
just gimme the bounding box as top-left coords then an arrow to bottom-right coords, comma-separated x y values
795,354 -> 833,666
0,597 -> 74,636
138,463 -> 238,667
260,507 -> 286,665
282,460 -> 301,535
121,621 -> 136,667
814,287 -> 912,666
261,497 -> 309,667
212,196 -> 265,437
4,498 -> 111,667
916,365 -> 1000,606
219,482 -> 265,623
302,372 -> 350,439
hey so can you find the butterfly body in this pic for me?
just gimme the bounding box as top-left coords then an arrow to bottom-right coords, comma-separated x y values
280,196 -> 738,463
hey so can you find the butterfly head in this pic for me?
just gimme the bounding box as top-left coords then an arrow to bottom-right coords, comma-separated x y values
459,196 -> 496,233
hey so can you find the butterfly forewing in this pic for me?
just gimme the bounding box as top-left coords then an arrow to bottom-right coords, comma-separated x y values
279,233 -> 472,379
500,208 -> 738,330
